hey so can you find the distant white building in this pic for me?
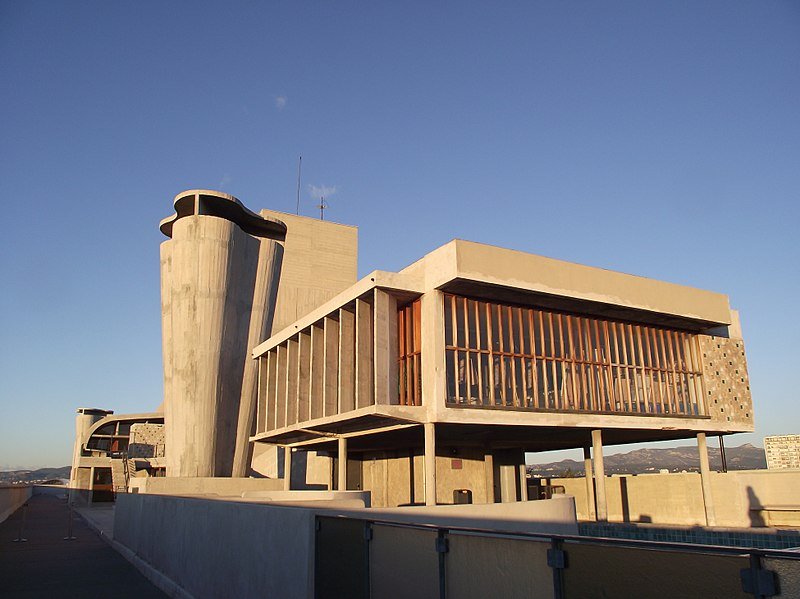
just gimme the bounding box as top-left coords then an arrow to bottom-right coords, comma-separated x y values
764,435 -> 800,470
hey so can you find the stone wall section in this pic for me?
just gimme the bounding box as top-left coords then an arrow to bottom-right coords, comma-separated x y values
129,423 -> 166,458
699,336 -> 753,428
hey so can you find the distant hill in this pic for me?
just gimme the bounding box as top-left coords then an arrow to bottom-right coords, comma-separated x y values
0,467 -> 71,485
528,443 -> 766,477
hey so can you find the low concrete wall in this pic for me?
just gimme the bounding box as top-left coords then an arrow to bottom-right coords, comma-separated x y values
550,469 -> 800,527
114,492 -> 577,598
240,490 -> 371,507
0,486 -> 32,523
358,494 -> 578,535
128,476 -> 285,496
115,494 -> 318,599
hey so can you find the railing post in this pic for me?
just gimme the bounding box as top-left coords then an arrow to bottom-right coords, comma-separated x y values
64,502 -> 77,541
547,538 -> 566,599
435,529 -> 449,599
740,552 -> 778,598
12,502 -> 28,543
364,521 -> 373,598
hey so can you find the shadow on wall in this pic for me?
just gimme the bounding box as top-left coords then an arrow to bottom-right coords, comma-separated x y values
747,485 -> 765,527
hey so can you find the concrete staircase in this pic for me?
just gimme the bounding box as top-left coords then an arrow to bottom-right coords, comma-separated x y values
110,459 -> 127,494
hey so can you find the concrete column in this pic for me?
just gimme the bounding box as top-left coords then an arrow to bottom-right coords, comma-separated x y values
283,447 -> 292,491
697,433 -> 717,526
591,430 -> 607,522
338,437 -> 348,491
583,446 -> 596,520
424,423 -> 437,506
518,463 -> 529,501
88,466 -> 95,507
484,450 -> 495,503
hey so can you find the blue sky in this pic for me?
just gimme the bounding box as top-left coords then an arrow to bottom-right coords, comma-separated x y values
1,2 -> 798,469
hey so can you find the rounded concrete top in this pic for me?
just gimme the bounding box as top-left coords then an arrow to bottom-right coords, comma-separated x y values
159,189 -> 287,241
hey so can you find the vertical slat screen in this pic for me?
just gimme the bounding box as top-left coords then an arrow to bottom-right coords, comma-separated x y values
443,293 -> 705,416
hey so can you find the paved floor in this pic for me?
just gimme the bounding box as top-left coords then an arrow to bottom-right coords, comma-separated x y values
0,494 -> 165,598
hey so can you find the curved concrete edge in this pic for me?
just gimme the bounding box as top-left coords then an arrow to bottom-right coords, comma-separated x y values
75,507 -> 194,599
160,189 -> 287,241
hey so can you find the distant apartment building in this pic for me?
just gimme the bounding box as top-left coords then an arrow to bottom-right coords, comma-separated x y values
764,434 -> 800,470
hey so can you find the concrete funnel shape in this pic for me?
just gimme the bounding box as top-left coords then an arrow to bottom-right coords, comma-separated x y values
160,190 -> 286,477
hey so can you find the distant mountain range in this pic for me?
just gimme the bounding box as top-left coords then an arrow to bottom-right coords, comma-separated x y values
0,466 -> 71,485
528,443 -> 766,477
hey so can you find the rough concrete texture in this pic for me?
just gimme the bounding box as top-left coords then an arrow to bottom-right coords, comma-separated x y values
552,469 -> 800,528
701,336 -> 754,429
114,492 -> 577,598
260,209 -> 358,336
115,493 -> 317,599
128,476 -> 285,496
161,214 -> 283,477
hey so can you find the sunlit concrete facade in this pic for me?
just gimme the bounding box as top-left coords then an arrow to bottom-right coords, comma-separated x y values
252,239 -> 754,517
69,188 -> 754,526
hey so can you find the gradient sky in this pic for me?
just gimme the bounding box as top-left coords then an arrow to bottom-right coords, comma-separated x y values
1,2 -> 798,469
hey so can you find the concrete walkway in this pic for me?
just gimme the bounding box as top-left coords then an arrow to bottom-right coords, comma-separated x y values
0,494 -> 165,598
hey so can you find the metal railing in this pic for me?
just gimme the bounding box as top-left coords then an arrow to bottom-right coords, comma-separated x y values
315,514 -> 800,599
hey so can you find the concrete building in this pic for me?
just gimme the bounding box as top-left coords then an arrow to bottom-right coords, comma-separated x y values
70,189 -> 755,528
251,237 -> 754,524
765,434 -> 800,470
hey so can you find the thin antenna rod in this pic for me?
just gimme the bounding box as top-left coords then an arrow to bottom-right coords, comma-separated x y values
318,197 -> 327,220
295,155 -> 302,215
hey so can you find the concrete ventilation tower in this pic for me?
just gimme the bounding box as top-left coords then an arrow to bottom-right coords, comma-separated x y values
159,190 -> 287,477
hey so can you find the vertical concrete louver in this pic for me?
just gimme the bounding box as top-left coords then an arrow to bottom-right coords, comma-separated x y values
159,190 -> 286,477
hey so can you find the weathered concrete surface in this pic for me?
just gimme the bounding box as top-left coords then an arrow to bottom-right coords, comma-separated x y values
355,494 -> 578,536
260,209 -> 358,336
0,494 -> 164,598
128,475 -> 284,496
0,486 -> 32,524
552,469 -> 800,528
114,492 -> 577,598
161,212 -> 283,478
115,494 -> 317,599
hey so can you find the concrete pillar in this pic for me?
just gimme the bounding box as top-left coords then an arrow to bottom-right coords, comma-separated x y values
583,446 -> 596,520
283,447 -> 292,491
338,437 -> 348,491
697,433 -> 717,526
424,423 -> 436,506
484,450 -> 495,503
160,190 -> 286,478
518,463 -> 529,501
592,430 -> 607,522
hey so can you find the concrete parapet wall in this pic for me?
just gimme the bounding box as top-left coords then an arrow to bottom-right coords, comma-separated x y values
0,486 -> 32,523
114,492 -> 577,598
128,476 -> 285,496
115,494 -> 317,599
550,469 -> 800,528
348,495 -> 578,536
